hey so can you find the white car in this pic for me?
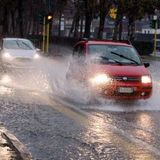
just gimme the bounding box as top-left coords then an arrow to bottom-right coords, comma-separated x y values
0,38 -> 41,67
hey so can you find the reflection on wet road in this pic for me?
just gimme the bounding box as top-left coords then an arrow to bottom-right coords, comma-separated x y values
0,57 -> 160,159
85,111 -> 160,160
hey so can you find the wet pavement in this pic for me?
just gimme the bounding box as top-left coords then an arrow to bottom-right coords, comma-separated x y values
0,51 -> 160,160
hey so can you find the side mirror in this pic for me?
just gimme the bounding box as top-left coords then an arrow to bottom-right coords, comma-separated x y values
36,48 -> 41,52
144,62 -> 150,68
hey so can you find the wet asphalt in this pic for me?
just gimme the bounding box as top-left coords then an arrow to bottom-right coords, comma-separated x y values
0,55 -> 159,160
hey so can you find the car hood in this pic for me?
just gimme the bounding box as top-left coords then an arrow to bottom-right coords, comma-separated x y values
89,64 -> 150,77
3,49 -> 36,58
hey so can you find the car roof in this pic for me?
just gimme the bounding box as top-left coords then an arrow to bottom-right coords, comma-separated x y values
3,38 -> 30,41
76,40 -> 132,47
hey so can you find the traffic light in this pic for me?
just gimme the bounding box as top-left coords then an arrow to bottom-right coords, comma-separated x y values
46,14 -> 53,24
38,14 -> 44,25
109,8 -> 117,20
150,20 -> 156,29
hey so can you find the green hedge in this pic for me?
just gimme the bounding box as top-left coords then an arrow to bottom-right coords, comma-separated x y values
132,41 -> 153,55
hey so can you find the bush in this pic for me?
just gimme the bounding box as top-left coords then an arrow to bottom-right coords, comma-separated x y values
132,41 -> 153,55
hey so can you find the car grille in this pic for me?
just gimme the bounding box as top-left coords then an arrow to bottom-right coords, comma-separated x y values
113,76 -> 141,82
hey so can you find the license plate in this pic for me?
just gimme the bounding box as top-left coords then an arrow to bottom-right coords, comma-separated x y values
118,87 -> 134,93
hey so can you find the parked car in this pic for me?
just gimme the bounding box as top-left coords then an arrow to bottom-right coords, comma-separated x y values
66,39 -> 152,100
0,38 -> 41,68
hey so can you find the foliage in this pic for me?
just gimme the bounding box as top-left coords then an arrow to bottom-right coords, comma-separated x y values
0,0 -> 159,39
112,0 -> 158,40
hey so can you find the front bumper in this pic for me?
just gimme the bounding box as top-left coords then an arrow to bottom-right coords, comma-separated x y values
92,81 -> 152,100
2,58 -> 40,70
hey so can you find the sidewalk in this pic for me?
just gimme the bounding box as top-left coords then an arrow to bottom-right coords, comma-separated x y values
141,54 -> 160,61
0,126 -> 32,160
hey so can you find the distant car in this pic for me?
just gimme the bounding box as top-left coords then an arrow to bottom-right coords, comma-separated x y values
0,38 -> 41,67
66,39 -> 152,100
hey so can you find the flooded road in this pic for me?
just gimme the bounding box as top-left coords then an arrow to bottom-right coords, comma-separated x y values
0,53 -> 160,160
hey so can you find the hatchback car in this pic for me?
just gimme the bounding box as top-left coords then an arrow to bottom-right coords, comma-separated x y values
0,38 -> 41,67
66,39 -> 152,100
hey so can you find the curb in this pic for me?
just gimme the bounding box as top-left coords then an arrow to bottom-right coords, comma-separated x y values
0,126 -> 32,160
141,55 -> 160,61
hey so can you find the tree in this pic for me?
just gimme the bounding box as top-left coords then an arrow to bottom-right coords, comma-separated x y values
126,0 -> 156,40
83,0 -> 98,38
112,0 -> 157,41
112,0 -> 126,40
53,0 -> 68,37
97,0 -> 111,39
68,0 -> 85,38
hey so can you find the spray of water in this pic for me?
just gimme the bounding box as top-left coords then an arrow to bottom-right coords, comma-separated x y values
0,50 -> 159,112
44,54 -> 160,112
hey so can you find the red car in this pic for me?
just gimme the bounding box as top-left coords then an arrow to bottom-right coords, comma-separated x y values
66,39 -> 152,99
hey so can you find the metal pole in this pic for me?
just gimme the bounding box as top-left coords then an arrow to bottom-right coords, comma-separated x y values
42,17 -> 46,53
46,23 -> 50,54
154,20 -> 158,56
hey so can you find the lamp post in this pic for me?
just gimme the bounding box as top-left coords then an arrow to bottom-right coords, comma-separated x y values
153,15 -> 158,57
42,17 -> 46,53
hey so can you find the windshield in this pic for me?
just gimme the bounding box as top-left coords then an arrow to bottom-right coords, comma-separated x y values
3,39 -> 35,50
88,44 -> 142,65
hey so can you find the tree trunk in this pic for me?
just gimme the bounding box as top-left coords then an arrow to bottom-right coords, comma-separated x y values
2,7 -> 8,36
69,12 -> 79,38
11,10 -> 15,35
68,18 -> 75,37
84,12 -> 92,38
74,15 -> 80,38
118,16 -> 123,40
128,17 -> 134,41
97,11 -> 106,39
18,0 -> 23,37
80,17 -> 83,38
113,19 -> 119,40
58,11 -> 62,37
130,22 -> 135,41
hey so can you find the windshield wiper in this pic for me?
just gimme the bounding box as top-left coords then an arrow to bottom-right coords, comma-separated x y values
100,56 -> 123,65
16,41 -> 21,49
110,51 -> 139,65
21,41 -> 32,49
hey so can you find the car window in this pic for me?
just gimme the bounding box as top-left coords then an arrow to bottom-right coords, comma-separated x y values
73,44 -> 85,57
3,39 -> 35,50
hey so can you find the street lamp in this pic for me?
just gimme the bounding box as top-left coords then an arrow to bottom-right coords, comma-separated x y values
47,14 -> 53,23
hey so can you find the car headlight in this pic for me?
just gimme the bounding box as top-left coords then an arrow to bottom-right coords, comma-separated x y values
89,74 -> 111,85
34,53 -> 40,59
3,52 -> 13,60
141,75 -> 152,84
